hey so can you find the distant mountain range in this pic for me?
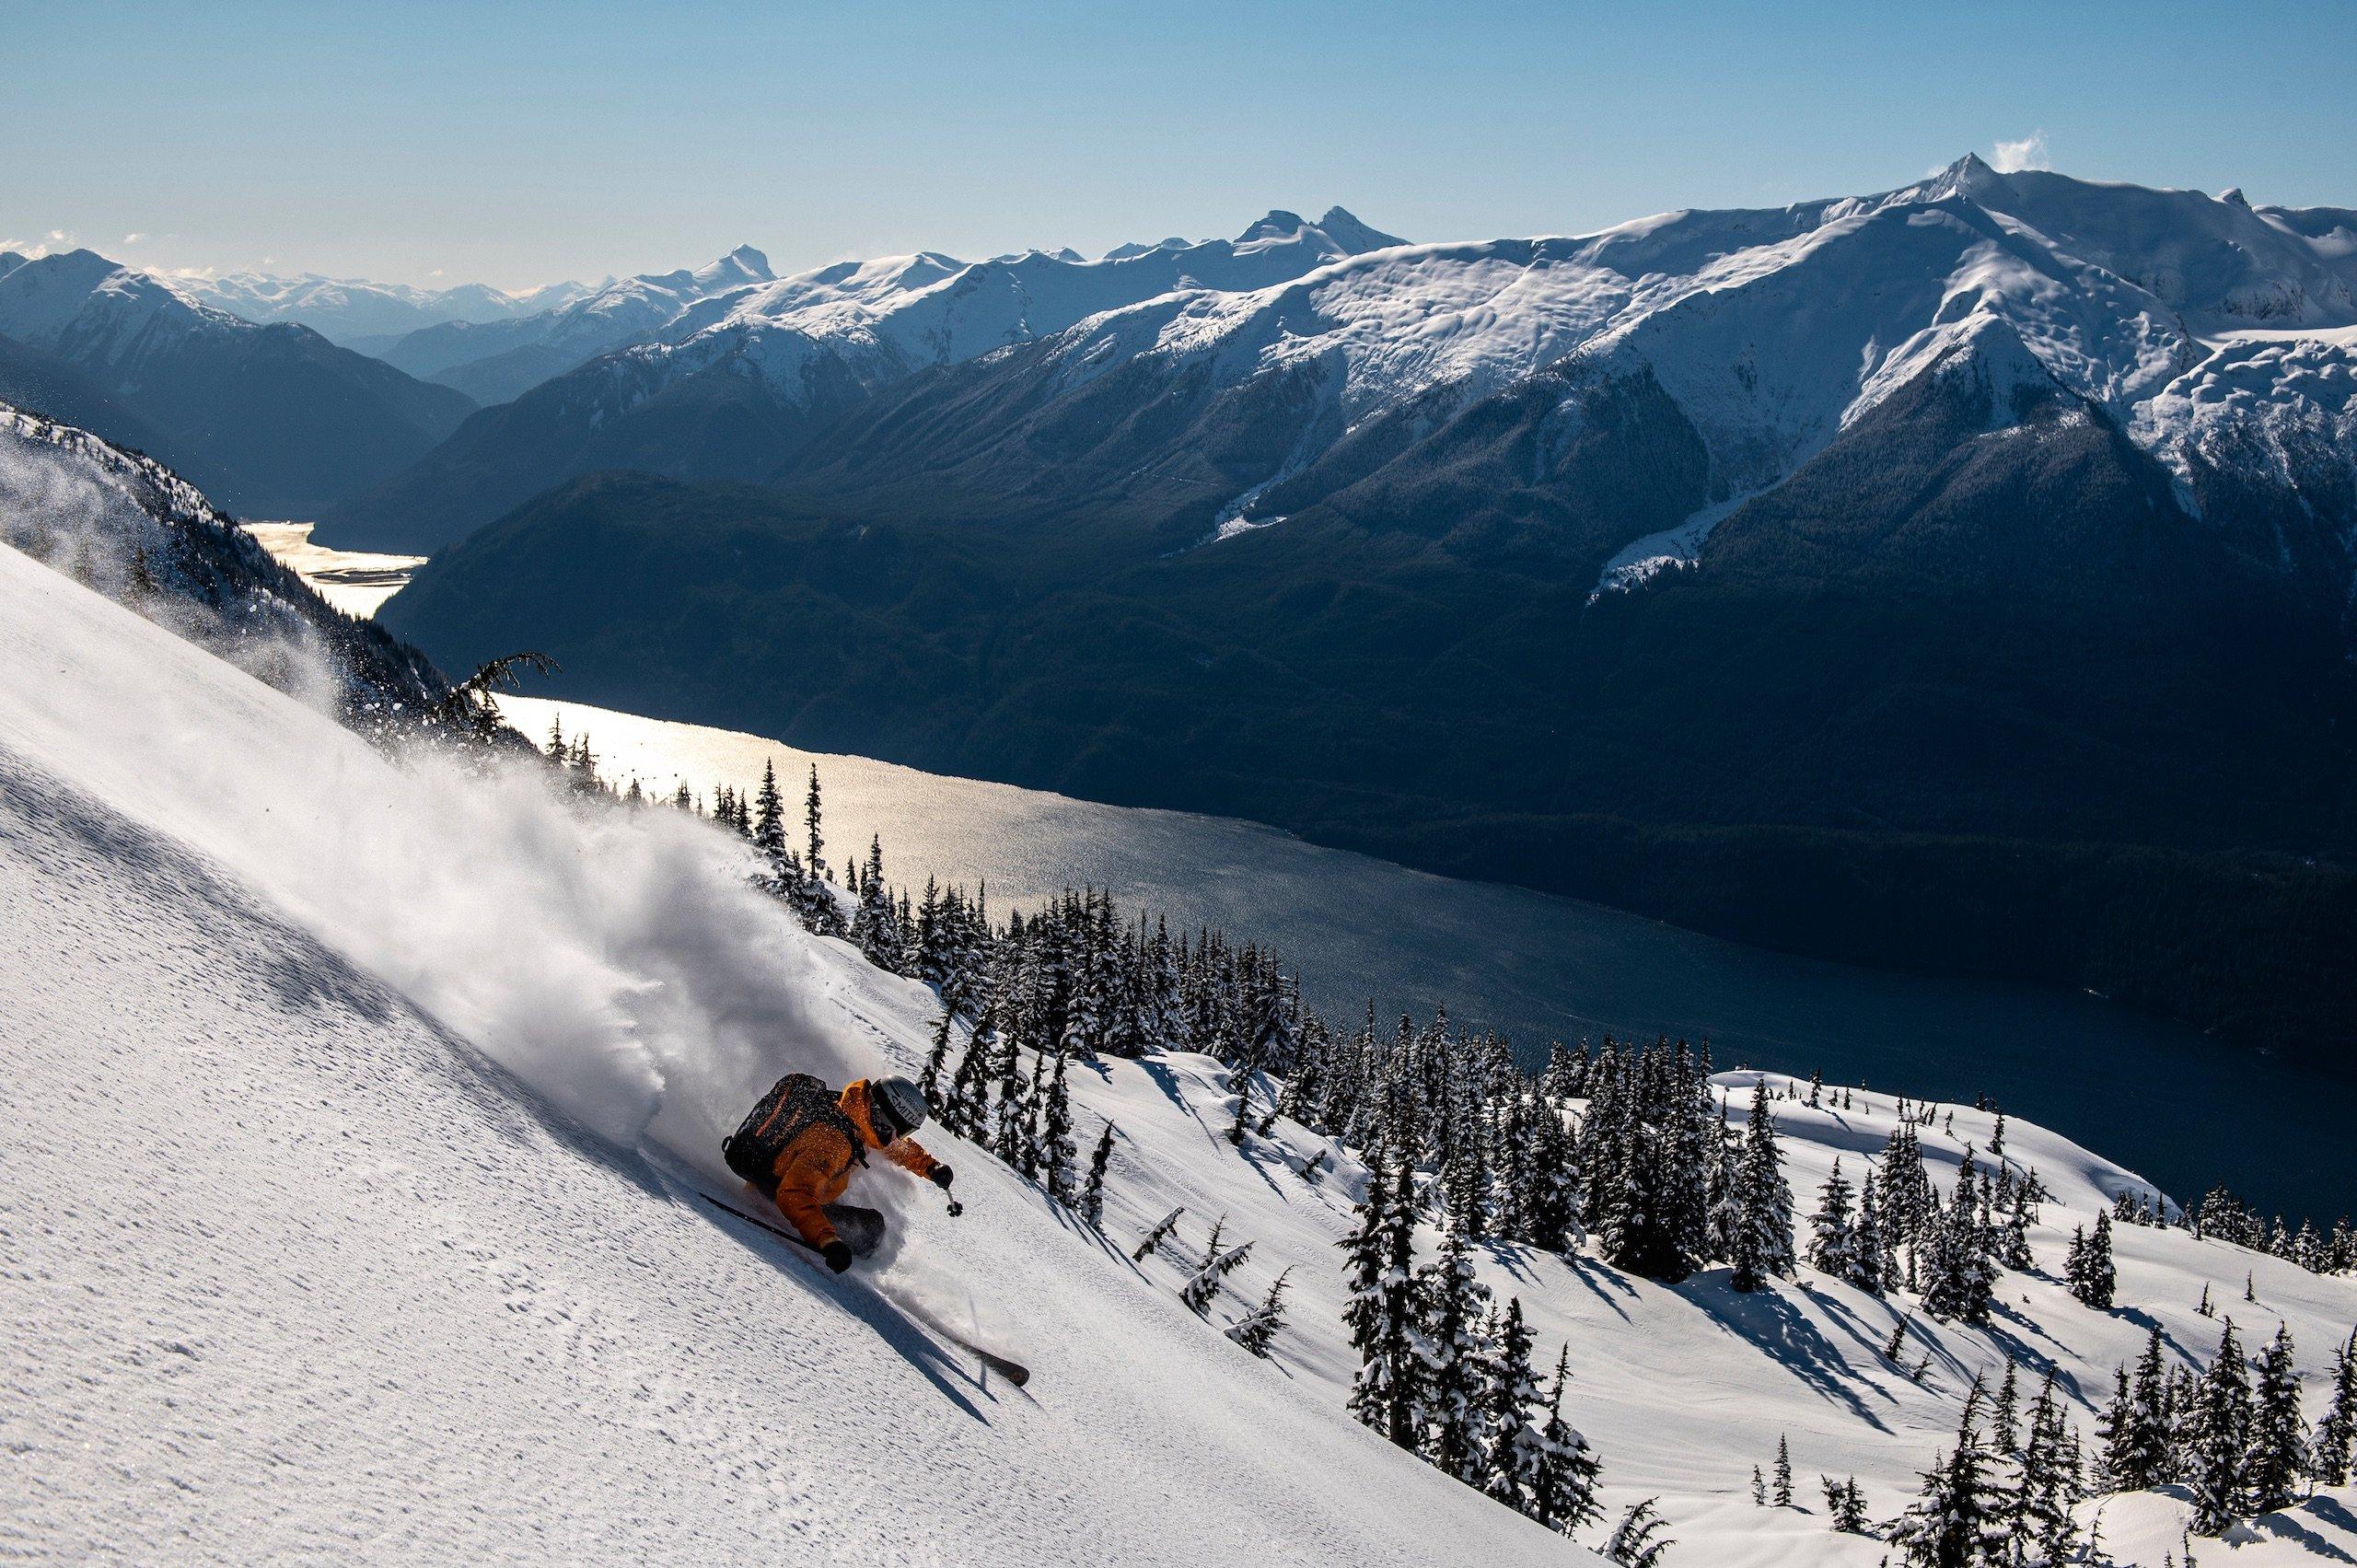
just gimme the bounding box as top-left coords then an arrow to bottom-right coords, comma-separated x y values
168,269 -> 598,351
329,211 -> 1406,549
371,243 -> 778,406
0,250 -> 475,517
374,161 -> 2357,1060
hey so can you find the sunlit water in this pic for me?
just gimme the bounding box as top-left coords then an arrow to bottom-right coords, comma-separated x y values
251,526 -> 2353,1219
244,522 -> 424,619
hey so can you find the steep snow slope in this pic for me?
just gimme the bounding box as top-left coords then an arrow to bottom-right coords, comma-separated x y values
9,530 -> 2354,1562
0,542 -> 1582,1565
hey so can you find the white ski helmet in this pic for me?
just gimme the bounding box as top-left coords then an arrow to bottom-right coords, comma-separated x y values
870,1074 -> 930,1140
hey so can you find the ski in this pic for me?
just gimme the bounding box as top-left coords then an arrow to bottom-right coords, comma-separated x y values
698,1192 -> 1032,1387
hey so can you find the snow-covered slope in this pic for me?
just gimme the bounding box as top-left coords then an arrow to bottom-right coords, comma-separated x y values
7,519 -> 2355,1561
376,157 -> 2350,596
0,540 -> 1583,1564
1006,157 -> 2355,573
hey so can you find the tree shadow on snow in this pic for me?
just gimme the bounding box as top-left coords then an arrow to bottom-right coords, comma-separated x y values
1684,1275 -> 1892,1430
1559,1256 -> 1638,1323
1135,1056 -> 1218,1143
2246,1507 -> 2357,1564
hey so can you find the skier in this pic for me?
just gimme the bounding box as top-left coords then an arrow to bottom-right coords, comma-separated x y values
723,1073 -> 956,1272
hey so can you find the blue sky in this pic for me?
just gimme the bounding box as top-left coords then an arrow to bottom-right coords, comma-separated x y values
8,0 -> 2353,289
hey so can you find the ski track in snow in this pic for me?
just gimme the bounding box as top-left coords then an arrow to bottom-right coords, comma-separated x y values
3,537 -> 2355,1562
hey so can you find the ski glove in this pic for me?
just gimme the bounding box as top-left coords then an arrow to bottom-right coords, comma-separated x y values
821,1239 -> 854,1273
929,1164 -> 955,1190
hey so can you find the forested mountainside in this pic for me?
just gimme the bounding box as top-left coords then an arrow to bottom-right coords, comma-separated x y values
0,401 -> 447,725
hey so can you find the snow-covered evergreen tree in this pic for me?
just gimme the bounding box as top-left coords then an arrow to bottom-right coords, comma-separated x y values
1040,1047 -> 1076,1203
1805,1159 -> 1857,1281
1989,1358 -> 2021,1458
1921,1149 -> 1997,1324
1475,1296 -> 1543,1512
1823,1475 -> 1870,1534
1603,1497 -> 1671,1567
1343,1156 -> 1423,1450
1720,1078 -> 1794,1291
1888,1380 -> 2010,1566
1224,1267 -> 1292,1359
2247,1322 -> 2306,1515
1852,1177 -> 1890,1295
2104,1325 -> 2174,1493
2009,1367 -> 2082,1564
2315,1325 -> 2357,1488
1414,1225 -> 1493,1481
1131,1205 -> 1183,1263
1526,1346 -> 1605,1536
2067,1211 -> 2116,1310
749,759 -> 788,892
917,1009 -> 955,1109
943,1009 -> 994,1139
1179,1214 -> 1253,1313
2183,1319 -> 2254,1534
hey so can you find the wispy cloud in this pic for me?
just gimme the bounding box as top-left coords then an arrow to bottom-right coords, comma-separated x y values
122,232 -> 147,245
1990,132 -> 2051,174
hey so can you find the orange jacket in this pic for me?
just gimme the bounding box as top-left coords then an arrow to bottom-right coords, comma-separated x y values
769,1078 -> 940,1249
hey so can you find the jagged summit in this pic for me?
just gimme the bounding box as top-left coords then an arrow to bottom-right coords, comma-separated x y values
1913,150 -> 2010,203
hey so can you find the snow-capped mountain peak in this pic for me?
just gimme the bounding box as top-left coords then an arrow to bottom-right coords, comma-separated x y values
1314,204 -> 1409,254
690,243 -> 774,293
1232,205 -> 1405,257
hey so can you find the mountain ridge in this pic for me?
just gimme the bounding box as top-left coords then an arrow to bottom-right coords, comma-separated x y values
0,249 -> 476,517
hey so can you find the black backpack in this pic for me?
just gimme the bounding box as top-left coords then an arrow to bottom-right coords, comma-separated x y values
722,1073 -> 861,1191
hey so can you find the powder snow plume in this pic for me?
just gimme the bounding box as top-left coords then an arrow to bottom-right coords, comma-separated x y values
0,562 -> 877,1172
